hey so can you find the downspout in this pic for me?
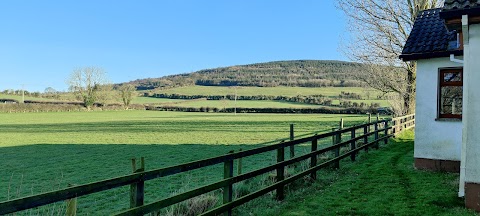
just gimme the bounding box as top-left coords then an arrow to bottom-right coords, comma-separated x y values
459,14 -> 469,198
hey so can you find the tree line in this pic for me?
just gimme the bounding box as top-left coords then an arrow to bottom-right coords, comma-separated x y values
2,67 -> 137,109
126,60 -> 367,90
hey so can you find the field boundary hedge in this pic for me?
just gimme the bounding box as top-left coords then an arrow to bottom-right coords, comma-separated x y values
0,100 -> 145,113
146,105 -> 378,114
146,94 -> 380,108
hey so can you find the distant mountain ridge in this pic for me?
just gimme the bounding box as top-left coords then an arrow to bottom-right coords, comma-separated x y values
125,60 -> 366,90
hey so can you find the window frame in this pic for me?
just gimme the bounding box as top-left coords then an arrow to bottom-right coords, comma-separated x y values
437,67 -> 463,119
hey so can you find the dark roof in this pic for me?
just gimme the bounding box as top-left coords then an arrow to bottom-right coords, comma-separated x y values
400,8 -> 461,61
443,0 -> 480,11
441,0 -> 480,19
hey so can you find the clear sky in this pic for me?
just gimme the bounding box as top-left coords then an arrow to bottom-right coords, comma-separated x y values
0,0 -> 348,92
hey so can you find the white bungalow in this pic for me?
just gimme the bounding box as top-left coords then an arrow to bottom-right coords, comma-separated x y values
400,1 -> 480,211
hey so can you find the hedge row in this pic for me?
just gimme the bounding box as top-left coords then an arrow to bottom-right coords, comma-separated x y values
149,93 -> 334,105
0,102 -> 145,113
148,93 -> 381,108
146,106 -> 378,114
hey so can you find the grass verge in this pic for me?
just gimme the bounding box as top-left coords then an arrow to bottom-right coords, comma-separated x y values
239,131 -> 476,216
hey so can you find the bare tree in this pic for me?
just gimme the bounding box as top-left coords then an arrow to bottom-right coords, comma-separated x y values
96,84 -> 116,106
44,87 -> 59,100
67,67 -> 109,109
118,84 -> 136,109
337,0 -> 443,115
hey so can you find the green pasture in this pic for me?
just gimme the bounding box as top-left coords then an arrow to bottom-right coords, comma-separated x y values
133,96 -> 391,109
1,111 -> 371,215
0,93 -> 53,102
131,97 -> 186,104
151,86 -> 382,98
145,98 -> 322,108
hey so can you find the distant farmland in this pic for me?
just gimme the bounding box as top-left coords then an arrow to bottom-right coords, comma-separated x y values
146,86 -> 381,98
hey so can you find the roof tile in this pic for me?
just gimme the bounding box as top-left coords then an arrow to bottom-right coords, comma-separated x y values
400,8 -> 457,57
443,0 -> 480,11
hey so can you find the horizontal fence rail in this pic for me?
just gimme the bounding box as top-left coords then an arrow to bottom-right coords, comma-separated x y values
392,113 -> 415,135
0,114 -> 415,215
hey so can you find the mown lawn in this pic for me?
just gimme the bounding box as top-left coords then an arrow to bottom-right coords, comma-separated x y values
0,111 -> 370,215
251,131 -> 476,216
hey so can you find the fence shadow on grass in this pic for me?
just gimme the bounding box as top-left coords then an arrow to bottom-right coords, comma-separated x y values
1,142 -> 298,215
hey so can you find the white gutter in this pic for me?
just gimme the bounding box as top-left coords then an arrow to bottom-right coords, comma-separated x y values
459,14 -> 469,198
450,54 -> 464,64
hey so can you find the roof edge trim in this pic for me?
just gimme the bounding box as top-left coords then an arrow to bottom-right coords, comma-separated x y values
400,50 -> 463,61
440,7 -> 480,19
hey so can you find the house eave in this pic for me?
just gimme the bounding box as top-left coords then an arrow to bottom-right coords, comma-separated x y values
400,50 -> 463,61
440,8 -> 480,20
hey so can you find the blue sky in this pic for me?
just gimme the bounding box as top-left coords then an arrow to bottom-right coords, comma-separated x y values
0,0 -> 348,92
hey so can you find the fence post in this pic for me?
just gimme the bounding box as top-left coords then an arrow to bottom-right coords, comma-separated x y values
276,145 -> 285,200
350,128 -> 356,161
392,119 -> 396,135
66,184 -> 77,216
223,151 -> 234,216
333,128 -> 340,169
289,124 -> 295,159
332,128 -> 336,144
311,138 -> 318,180
364,125 -> 369,152
368,113 -> 371,132
130,157 -> 145,208
374,122 -> 379,149
396,119 -> 399,135
384,121 -> 389,144
237,149 -> 243,175
401,117 -> 404,132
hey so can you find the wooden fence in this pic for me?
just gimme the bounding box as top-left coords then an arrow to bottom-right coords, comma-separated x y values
0,115 -> 415,215
392,113 -> 415,135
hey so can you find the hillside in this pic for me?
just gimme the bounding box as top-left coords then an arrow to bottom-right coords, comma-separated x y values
126,60 -> 365,90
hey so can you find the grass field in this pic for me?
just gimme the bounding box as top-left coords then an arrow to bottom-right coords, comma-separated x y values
141,85 -> 390,109
0,93 -> 54,101
1,111 -> 472,215
144,98 -> 323,108
133,97 -> 391,109
1,110 -> 371,215
131,97 -> 186,104
151,86 -> 382,98
2,86 -> 390,110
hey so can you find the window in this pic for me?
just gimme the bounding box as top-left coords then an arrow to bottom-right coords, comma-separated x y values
438,68 -> 463,119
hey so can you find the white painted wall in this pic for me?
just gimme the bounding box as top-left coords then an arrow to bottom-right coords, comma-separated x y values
415,57 -> 463,161
464,23 -> 480,183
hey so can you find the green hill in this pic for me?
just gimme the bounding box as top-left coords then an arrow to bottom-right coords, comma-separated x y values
126,60 -> 365,90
